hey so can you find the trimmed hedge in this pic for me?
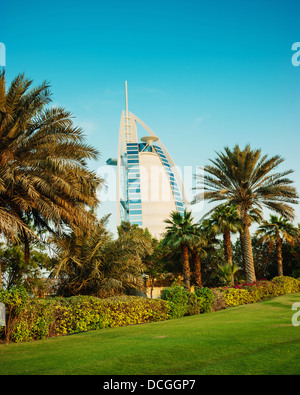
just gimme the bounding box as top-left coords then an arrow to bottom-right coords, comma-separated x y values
0,293 -> 170,343
1,276 -> 299,343
219,276 -> 300,307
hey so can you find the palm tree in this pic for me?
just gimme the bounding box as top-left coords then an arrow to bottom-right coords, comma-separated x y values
163,210 -> 195,290
189,225 -> 208,287
218,262 -> 240,286
256,215 -> 300,276
101,223 -> 154,294
0,72 -> 102,287
238,207 -> 263,274
51,220 -> 153,296
203,203 -> 240,265
50,215 -> 112,296
194,144 -> 299,283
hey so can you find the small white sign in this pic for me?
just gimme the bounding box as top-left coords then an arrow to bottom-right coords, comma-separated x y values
0,302 -> 5,326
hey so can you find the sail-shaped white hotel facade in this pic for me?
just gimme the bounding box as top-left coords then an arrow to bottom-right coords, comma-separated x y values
107,82 -> 189,239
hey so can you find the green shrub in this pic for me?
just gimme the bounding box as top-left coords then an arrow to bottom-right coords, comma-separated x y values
194,287 -> 215,313
0,287 -> 29,342
271,276 -> 300,295
160,285 -> 188,319
186,292 -> 202,316
219,276 -> 300,308
221,288 -> 253,307
241,280 -> 279,303
160,285 -> 215,317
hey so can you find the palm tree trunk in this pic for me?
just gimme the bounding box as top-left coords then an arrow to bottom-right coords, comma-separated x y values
241,213 -> 256,283
24,234 -> 30,266
181,243 -> 190,291
192,250 -> 202,287
239,230 -> 246,270
276,237 -> 283,276
223,228 -> 233,264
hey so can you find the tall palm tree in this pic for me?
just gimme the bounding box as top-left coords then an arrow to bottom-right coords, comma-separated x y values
189,227 -> 208,288
256,215 -> 300,276
163,210 -> 195,290
194,144 -> 299,283
203,203 -> 240,265
0,72 -> 102,287
238,207 -> 263,274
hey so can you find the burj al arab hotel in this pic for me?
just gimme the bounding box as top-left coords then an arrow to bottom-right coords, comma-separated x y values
107,82 -> 190,239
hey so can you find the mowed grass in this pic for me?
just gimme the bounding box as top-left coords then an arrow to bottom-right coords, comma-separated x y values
1,293 -> 300,375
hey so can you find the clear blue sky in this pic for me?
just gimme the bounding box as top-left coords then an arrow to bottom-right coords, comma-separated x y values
2,0 -> 300,234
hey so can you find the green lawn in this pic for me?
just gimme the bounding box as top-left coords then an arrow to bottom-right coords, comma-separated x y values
1,293 -> 300,375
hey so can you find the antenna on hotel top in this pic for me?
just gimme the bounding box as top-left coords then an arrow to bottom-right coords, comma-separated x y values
124,81 -> 131,142
125,81 -> 129,118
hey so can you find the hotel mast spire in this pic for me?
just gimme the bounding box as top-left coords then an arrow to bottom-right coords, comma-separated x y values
124,81 -> 131,142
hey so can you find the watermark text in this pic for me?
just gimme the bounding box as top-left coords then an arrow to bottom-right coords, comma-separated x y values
0,42 -> 6,67
291,42 -> 300,66
292,302 -> 300,327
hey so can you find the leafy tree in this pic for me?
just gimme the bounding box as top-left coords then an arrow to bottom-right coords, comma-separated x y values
256,215 -> 300,276
281,235 -> 300,278
194,220 -> 222,287
0,242 -> 51,291
142,238 -> 169,298
194,144 -> 299,283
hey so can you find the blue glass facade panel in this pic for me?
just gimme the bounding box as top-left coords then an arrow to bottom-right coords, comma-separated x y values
128,188 -> 141,193
121,141 -> 185,229
130,210 -> 142,215
126,142 -> 143,226
129,199 -> 142,207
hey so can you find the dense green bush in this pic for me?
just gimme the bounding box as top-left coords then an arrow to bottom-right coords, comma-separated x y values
271,276 -> 300,295
160,285 -> 215,317
160,285 -> 188,318
221,288 -> 252,307
186,292 -> 202,316
0,287 -> 29,342
194,287 -> 215,313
